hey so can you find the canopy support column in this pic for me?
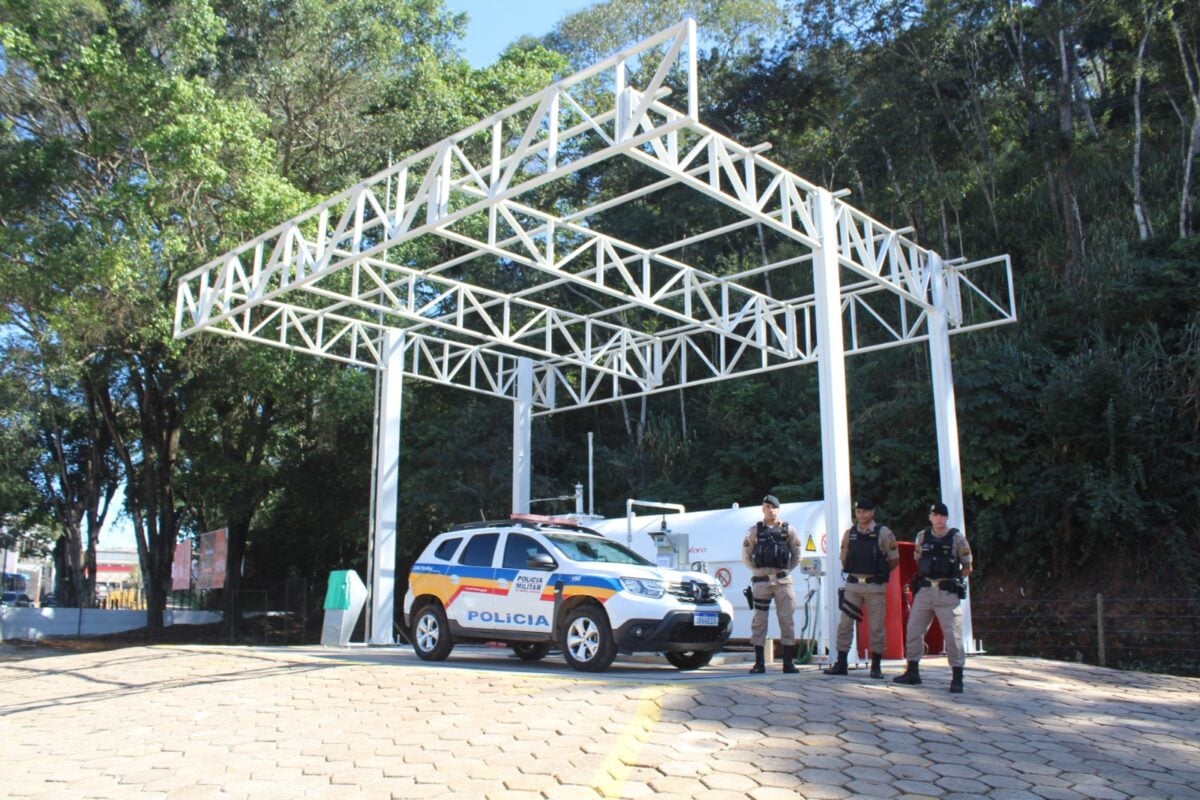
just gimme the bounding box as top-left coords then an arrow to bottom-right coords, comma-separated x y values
813,189 -> 854,661
512,358 -> 533,514
927,254 -> 974,651
369,329 -> 404,645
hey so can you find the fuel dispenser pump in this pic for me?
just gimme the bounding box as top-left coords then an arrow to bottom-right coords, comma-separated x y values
794,555 -> 824,664
648,518 -> 689,570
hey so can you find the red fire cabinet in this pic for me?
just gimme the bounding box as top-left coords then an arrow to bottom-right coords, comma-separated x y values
856,540 -> 943,659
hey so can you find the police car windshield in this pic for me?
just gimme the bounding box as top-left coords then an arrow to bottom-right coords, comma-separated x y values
543,534 -> 653,566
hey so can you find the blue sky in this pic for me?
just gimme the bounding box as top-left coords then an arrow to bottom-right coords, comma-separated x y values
443,0 -> 598,68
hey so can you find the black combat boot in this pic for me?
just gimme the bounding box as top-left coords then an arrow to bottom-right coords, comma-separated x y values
782,645 -> 798,674
892,660 -> 921,685
869,653 -> 884,679
949,666 -> 964,693
749,646 -> 765,674
822,650 -> 848,675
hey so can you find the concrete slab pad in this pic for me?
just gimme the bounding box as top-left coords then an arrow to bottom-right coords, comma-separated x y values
1,647 -> 1196,799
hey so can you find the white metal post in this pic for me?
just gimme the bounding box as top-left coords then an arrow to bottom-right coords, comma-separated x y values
927,254 -> 974,651
813,189 -> 854,662
369,329 -> 404,645
685,17 -> 698,121
615,59 -> 628,143
588,431 -> 595,516
512,357 -> 533,514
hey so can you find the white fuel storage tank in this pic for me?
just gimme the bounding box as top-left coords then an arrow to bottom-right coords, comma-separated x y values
586,502 -> 830,643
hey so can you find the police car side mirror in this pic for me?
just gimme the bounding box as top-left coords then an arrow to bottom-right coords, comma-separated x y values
527,554 -> 557,571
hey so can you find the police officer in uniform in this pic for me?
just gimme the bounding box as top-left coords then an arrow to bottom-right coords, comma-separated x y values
742,495 -> 802,674
893,501 -> 974,693
824,497 -> 899,678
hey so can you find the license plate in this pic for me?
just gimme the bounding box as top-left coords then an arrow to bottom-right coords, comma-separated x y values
693,611 -> 718,627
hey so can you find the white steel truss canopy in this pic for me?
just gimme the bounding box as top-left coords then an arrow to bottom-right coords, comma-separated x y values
174,20 -> 1015,655
174,20 -> 1015,414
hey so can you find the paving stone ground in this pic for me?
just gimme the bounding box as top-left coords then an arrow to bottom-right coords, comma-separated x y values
1,645 -> 1197,799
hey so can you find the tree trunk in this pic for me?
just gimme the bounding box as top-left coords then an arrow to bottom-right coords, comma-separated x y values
53,538 -> 72,605
967,93 -> 1001,236
223,516 -> 250,642
1181,115 -> 1200,237
1132,6 -> 1158,241
64,520 -> 84,607
83,538 -> 97,606
1004,4 -> 1084,276
214,392 -> 275,642
638,395 -> 647,446
921,53 -> 999,237
619,395 -> 648,445
95,352 -> 183,631
882,148 -> 917,233
927,151 -> 953,255
1056,27 -> 1086,272
678,389 -> 687,440
1172,19 -> 1200,238
37,366 -> 117,608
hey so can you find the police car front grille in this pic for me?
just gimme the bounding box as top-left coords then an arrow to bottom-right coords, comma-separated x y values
667,619 -> 727,644
666,580 -> 718,604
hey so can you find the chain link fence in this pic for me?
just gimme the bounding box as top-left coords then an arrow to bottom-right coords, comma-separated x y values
168,578 -> 322,644
973,593 -> 1200,676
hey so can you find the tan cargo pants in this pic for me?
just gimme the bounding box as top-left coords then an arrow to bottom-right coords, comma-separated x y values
904,583 -> 965,667
836,580 -> 888,655
750,575 -> 796,646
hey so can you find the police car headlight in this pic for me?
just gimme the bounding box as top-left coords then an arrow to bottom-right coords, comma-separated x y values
620,577 -> 664,598
709,581 -> 723,597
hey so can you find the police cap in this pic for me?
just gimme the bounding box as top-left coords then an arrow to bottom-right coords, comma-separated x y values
929,501 -> 949,516
762,494 -> 781,509
854,497 -> 876,511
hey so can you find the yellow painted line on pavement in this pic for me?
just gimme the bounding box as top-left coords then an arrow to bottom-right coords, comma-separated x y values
590,685 -> 670,798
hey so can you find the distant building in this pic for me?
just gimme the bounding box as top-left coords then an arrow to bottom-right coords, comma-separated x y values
95,548 -> 139,592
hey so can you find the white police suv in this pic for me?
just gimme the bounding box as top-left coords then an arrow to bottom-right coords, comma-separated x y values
403,517 -> 733,672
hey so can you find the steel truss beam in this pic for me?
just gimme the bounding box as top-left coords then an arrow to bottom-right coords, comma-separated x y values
175,19 -> 1015,413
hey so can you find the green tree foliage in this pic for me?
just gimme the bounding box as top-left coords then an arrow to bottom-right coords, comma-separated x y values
704,0 -> 1200,590
0,0 -> 575,629
546,0 -> 788,69
208,0 -> 568,193
0,324 -> 120,606
0,355 -> 50,551
0,0 -> 306,624
241,366 -> 375,589
209,0 -> 468,192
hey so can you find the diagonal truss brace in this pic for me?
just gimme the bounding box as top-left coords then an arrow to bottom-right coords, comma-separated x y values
625,98 -> 937,311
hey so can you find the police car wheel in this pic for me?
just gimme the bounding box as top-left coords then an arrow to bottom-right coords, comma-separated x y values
412,603 -> 454,661
562,606 -> 617,672
510,642 -> 552,661
665,650 -> 714,670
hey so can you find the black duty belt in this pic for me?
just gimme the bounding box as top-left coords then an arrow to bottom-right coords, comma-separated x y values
846,575 -> 888,585
751,572 -> 788,582
919,577 -> 958,591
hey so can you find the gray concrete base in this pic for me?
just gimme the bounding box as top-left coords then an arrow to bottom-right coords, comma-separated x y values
0,607 -> 220,641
